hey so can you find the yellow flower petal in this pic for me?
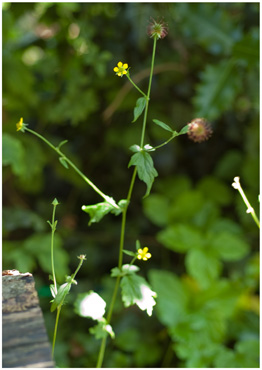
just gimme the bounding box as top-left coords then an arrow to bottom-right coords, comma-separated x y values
123,63 -> 128,69
113,67 -> 119,72
117,61 -> 123,67
16,117 -> 23,131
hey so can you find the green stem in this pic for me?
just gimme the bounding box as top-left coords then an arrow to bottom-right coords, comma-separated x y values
153,134 -> 176,150
233,177 -> 260,228
96,36 -> 158,369
50,203 -> 58,294
71,258 -> 85,280
96,168 -> 137,368
25,128 -> 118,209
126,73 -> 147,98
140,36 -> 157,147
52,306 -> 61,358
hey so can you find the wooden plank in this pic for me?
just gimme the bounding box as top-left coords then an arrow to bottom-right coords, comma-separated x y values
2,270 -> 54,368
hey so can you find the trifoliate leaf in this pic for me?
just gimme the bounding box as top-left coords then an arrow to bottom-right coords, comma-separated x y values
132,97 -> 147,123
74,291 -> 106,320
51,282 -> 71,312
128,151 -> 158,197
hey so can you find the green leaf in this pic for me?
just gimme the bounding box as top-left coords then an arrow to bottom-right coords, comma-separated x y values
121,264 -> 140,274
197,176 -> 232,206
132,97 -> 147,123
185,249 -> 222,288
89,319 -> 115,339
123,249 -> 136,257
143,194 -> 170,227
50,284 -> 56,299
178,124 -> 189,135
168,190 -> 205,222
157,224 -> 204,252
135,240 -> 141,250
193,59 -> 241,119
23,232 -> 69,281
2,133 -> 25,176
111,264 -> 140,278
153,119 -> 174,133
74,291 -> 106,320
129,144 -> 141,153
149,269 -> 189,326
51,282 -> 71,312
232,32 -> 259,67
82,201 -> 115,225
177,3 -> 235,54
59,157 -> 69,169
111,267 -> 122,277
128,151 -> 158,197
120,274 -> 157,316
210,231 -> 249,261
3,206 -> 45,233
111,199 -> 129,216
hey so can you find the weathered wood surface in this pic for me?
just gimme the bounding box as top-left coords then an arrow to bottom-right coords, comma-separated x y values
2,270 -> 54,368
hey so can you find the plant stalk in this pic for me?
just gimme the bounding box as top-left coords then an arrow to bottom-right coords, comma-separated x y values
25,128 -> 118,208
96,35 -> 158,368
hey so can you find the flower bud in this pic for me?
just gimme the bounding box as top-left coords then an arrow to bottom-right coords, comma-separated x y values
187,118 -> 213,143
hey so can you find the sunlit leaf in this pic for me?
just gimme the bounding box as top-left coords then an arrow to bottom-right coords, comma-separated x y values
74,291 -> 106,320
120,274 -> 157,316
82,202 -> 115,225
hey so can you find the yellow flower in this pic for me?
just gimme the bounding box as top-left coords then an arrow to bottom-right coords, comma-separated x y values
16,117 -> 23,131
16,117 -> 28,132
113,61 -> 128,77
137,247 -> 151,261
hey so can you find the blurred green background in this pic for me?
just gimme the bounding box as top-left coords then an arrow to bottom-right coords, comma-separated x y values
2,3 -> 259,368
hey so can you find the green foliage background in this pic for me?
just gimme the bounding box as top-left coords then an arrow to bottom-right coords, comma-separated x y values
3,3 -> 259,368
